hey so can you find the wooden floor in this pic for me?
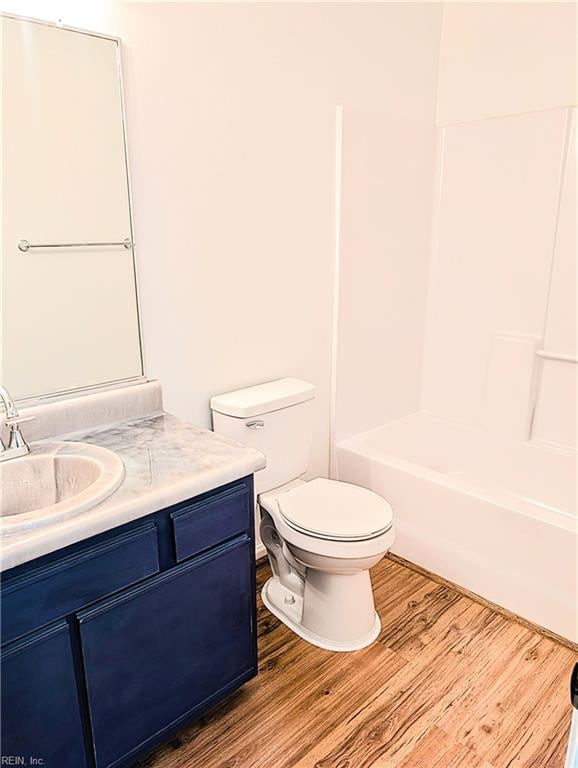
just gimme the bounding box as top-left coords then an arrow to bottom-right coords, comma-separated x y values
139,557 -> 576,768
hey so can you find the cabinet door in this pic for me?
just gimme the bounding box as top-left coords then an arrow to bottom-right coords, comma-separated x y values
78,536 -> 256,768
1,621 -> 88,768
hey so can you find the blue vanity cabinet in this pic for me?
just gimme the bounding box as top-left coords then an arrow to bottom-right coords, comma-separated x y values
0,476 -> 257,768
171,483 -> 251,562
1,523 -> 160,646
78,536 -> 255,768
1,621 -> 89,768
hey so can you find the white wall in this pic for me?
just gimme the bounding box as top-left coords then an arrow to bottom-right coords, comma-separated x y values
437,2 -> 577,125
1,1 -> 442,476
331,9 -> 442,444
334,101 -> 440,442
4,1 -> 573,466
111,2 -> 442,477
118,3 -> 333,478
421,2 -> 577,451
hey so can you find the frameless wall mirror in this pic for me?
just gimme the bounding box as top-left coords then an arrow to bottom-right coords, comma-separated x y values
0,15 -> 144,402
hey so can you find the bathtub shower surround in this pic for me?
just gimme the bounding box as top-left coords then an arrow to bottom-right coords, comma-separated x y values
338,413 -> 576,641
337,4 -> 577,642
422,107 -> 576,449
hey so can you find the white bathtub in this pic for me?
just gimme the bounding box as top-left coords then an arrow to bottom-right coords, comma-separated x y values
337,411 -> 577,642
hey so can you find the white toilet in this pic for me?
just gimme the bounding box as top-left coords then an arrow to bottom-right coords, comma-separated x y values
210,378 -> 395,652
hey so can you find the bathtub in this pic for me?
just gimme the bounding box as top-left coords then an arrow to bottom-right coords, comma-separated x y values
336,411 -> 577,642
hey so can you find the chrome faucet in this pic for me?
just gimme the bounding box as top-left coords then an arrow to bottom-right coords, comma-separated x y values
0,384 -> 34,462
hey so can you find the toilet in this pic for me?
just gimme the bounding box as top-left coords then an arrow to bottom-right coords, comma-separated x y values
210,378 -> 395,652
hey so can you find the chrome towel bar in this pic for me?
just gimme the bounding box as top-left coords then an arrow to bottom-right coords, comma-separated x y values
18,238 -> 132,252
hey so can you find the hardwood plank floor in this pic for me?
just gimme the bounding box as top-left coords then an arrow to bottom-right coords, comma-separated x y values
138,557 -> 576,768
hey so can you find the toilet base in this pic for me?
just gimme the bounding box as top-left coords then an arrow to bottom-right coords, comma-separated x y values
262,576 -> 381,652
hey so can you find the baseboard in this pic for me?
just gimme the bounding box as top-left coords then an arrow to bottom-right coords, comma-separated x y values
254,544 -> 576,651
387,552 -> 578,653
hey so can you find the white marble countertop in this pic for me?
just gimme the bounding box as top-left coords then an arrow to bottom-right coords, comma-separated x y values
0,412 -> 265,572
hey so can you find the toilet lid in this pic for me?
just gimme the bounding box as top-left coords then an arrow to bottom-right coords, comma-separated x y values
277,478 -> 393,541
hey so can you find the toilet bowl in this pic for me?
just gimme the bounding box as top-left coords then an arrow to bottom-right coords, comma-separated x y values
259,478 -> 394,651
210,377 -> 395,652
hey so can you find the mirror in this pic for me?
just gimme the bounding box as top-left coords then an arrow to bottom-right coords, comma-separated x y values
1,15 -> 144,402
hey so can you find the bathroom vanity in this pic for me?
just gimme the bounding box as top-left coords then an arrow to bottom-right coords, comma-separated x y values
0,398 -> 265,768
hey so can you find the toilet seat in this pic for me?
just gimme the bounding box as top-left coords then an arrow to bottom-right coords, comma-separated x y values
276,478 -> 393,542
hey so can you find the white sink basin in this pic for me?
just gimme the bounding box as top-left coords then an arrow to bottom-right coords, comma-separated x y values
0,442 -> 125,536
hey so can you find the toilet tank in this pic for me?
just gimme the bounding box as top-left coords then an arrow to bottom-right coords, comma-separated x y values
210,378 -> 315,495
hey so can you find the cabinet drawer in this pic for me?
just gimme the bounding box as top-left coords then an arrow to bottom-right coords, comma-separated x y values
171,483 -> 250,562
78,536 -> 256,768
1,524 -> 160,644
